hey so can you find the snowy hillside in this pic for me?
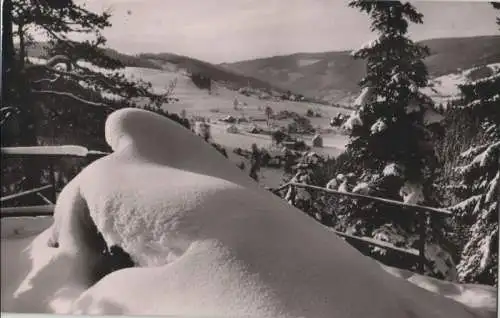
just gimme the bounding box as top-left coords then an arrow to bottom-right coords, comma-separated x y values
26,56 -> 349,189
422,63 -> 500,106
222,36 -> 500,105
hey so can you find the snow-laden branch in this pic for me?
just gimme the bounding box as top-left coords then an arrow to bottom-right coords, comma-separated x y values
0,107 -> 21,126
32,90 -> 108,107
448,195 -> 482,212
33,74 -> 61,84
455,141 -> 500,174
26,55 -> 74,73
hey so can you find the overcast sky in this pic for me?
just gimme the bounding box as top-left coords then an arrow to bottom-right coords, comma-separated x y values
73,0 -> 499,63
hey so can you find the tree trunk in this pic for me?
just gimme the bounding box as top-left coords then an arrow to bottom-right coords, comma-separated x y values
2,0 -> 41,198
18,23 -> 26,70
2,0 -> 15,102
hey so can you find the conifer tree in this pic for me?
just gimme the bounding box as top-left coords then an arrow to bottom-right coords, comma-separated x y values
3,0 -> 176,148
346,1 -> 438,199
448,2 -> 499,286
1,0 -> 178,198
342,1 -> 453,277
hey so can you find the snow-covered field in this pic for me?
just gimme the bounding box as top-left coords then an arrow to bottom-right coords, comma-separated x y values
28,56 -> 349,157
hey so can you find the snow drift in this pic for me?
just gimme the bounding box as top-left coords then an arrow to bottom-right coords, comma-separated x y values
2,108 -> 496,317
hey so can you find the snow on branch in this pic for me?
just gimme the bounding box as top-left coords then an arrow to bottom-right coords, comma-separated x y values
485,172 -> 499,204
448,195 -> 482,212
383,163 -> 403,177
32,74 -> 62,84
455,141 -> 500,174
370,118 -> 388,135
460,144 -> 491,160
351,38 -> 381,56
341,111 -> 363,131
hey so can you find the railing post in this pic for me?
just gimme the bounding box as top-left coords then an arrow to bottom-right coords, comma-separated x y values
48,159 -> 57,203
286,183 -> 296,206
418,211 -> 427,274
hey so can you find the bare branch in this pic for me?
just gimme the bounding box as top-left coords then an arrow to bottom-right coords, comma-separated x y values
31,90 -> 109,107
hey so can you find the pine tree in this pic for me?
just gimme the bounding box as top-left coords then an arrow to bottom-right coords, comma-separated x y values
346,1 -> 438,194
448,2 -> 499,286
1,0 -> 177,199
3,0 -> 175,148
342,1 -> 453,277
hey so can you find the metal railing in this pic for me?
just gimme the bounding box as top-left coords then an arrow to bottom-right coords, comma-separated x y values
271,182 -> 452,273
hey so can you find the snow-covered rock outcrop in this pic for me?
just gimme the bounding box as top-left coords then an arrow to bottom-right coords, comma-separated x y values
3,108 -> 492,318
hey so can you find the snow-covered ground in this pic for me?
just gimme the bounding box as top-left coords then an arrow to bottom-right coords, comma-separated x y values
2,216 -> 497,317
2,108 -> 498,318
1,217 -> 53,311
28,56 -> 349,157
210,122 -> 347,157
422,63 -> 500,106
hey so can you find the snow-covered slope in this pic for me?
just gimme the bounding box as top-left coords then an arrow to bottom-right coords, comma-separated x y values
3,216 -> 497,317
27,56 -> 349,160
422,63 -> 500,106
2,108 -> 494,318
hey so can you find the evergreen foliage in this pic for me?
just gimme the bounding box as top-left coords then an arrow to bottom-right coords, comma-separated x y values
1,0 -> 183,200
446,2 -> 500,285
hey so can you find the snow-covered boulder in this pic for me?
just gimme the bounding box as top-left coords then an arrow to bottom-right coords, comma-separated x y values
8,108 -> 489,318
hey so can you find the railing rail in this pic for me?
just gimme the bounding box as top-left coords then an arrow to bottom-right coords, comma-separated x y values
273,182 -> 452,216
271,182 -> 452,273
1,146 -> 109,218
0,184 -> 53,203
1,145 -> 109,159
1,205 -> 55,217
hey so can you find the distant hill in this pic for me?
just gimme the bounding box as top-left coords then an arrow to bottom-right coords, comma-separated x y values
137,52 -> 288,94
220,35 -> 500,104
21,42 -> 290,97
21,42 -> 163,70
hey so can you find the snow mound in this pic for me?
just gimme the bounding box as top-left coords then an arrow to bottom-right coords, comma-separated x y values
3,108 -> 494,317
379,262 -> 497,318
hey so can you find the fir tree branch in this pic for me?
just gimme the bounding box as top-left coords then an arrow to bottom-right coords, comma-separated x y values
32,74 -> 61,84
31,89 -> 109,107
